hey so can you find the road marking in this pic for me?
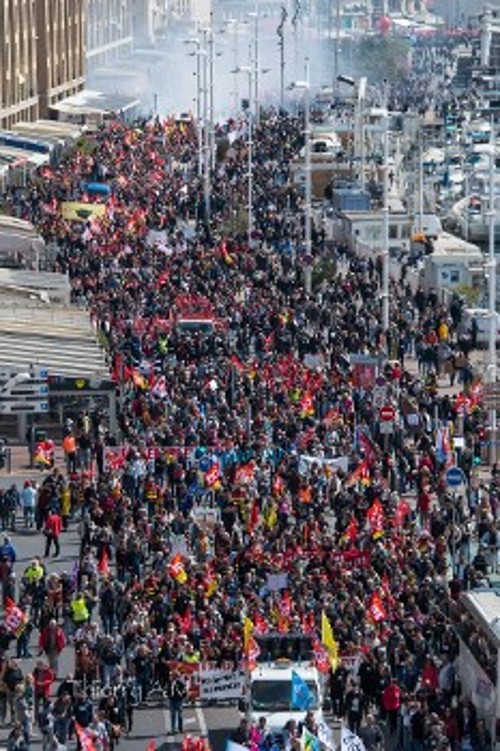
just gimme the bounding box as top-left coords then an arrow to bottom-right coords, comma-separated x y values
195,705 -> 208,737
164,708 -> 175,745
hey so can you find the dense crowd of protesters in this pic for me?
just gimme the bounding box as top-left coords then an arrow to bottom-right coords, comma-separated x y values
0,37 -> 497,751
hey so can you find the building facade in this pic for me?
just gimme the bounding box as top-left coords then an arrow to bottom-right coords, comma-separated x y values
36,0 -> 86,117
0,0 -> 39,128
0,0 -> 85,129
86,0 -> 134,71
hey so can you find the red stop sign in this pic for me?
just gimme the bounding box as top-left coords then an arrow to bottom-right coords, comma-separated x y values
379,404 -> 395,422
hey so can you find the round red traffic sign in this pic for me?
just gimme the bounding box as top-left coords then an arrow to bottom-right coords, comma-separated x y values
379,404 -> 395,422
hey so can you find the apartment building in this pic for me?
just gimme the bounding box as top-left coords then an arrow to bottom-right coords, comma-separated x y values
86,0 -> 134,71
0,0 -> 85,129
0,0 -> 39,128
36,0 -> 86,117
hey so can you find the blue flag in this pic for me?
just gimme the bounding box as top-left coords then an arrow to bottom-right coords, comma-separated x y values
291,670 -> 314,710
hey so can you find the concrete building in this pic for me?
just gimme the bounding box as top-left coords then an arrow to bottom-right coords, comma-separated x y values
0,1 -> 39,128
481,8 -> 500,71
86,0 -> 134,72
132,0 -> 169,45
0,0 -> 85,129
36,1 -> 86,118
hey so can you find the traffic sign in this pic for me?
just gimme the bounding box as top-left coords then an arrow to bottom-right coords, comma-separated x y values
446,466 -> 466,488
0,368 -> 49,414
0,401 -> 48,414
379,404 -> 395,422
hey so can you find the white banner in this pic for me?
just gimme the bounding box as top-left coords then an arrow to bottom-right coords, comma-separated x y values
199,669 -> 245,701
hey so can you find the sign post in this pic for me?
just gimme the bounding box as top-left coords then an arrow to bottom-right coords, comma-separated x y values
379,404 -> 396,450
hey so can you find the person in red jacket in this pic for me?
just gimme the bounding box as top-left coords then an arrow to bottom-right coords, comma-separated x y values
33,660 -> 55,720
382,677 -> 401,735
38,619 -> 66,676
43,511 -> 62,558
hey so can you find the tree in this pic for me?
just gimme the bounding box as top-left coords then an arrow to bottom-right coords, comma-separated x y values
354,34 -> 411,85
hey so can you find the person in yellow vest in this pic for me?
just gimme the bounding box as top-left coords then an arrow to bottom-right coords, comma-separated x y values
62,433 -> 77,474
181,642 -> 200,665
70,592 -> 89,628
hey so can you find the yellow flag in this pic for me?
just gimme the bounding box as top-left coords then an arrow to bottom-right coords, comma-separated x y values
243,617 -> 254,653
321,611 -> 340,671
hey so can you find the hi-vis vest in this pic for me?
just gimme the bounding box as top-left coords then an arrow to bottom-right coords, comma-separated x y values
71,598 -> 89,623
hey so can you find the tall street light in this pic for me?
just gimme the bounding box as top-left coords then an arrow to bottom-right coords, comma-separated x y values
290,59 -> 312,294
487,125 -> 497,462
233,66 -> 254,249
184,38 -> 205,179
247,11 -> 260,127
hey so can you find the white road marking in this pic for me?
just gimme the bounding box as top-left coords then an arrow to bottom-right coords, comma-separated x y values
195,705 -> 209,737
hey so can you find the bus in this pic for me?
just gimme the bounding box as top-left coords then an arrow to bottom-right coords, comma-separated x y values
458,588 -> 500,748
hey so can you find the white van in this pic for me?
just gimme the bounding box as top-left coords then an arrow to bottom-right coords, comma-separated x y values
463,308 -> 500,346
247,661 -> 324,737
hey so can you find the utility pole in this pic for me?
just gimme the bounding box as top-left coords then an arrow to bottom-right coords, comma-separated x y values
277,5 -> 287,110
382,108 -> 390,335
334,0 -> 340,94
488,124 -> 497,464
304,58 -> 312,295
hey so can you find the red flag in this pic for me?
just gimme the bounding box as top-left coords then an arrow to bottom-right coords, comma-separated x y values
272,474 -> 286,496
300,391 -> 315,417
4,599 -> 27,637
253,612 -> 268,635
179,609 -> 192,635
346,459 -> 370,487
344,516 -> 359,542
280,590 -> 292,617
277,614 -> 289,634
394,499 -> 411,529
312,638 -> 331,674
230,355 -> 245,372
368,591 -> 387,623
358,431 -> 378,465
168,554 -> 188,584
302,612 -> 316,635
248,500 -> 260,534
366,499 -> 385,537
246,635 -> 261,670
97,549 -> 109,576
75,722 -> 97,751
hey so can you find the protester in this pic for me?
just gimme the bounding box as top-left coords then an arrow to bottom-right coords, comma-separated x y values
0,51 -> 494,751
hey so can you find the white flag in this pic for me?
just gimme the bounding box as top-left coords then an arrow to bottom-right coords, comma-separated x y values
317,719 -> 335,750
341,725 -> 366,751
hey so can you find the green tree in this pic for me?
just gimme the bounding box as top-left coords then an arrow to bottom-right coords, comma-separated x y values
354,35 -> 411,85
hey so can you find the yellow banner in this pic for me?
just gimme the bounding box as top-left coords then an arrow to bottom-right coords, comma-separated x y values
61,202 -> 106,221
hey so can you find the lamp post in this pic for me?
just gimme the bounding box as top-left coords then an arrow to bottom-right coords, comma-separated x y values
200,27 -> 211,221
382,107 -> 390,334
290,60 -> 312,294
248,11 -> 260,127
487,124 -> 497,463
233,66 -> 254,249
184,38 -> 204,179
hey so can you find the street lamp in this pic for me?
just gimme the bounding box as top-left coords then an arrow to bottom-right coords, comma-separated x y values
247,11 -> 260,127
184,38 -> 205,181
233,66 -> 254,249
289,59 -> 312,294
487,126 -> 497,463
